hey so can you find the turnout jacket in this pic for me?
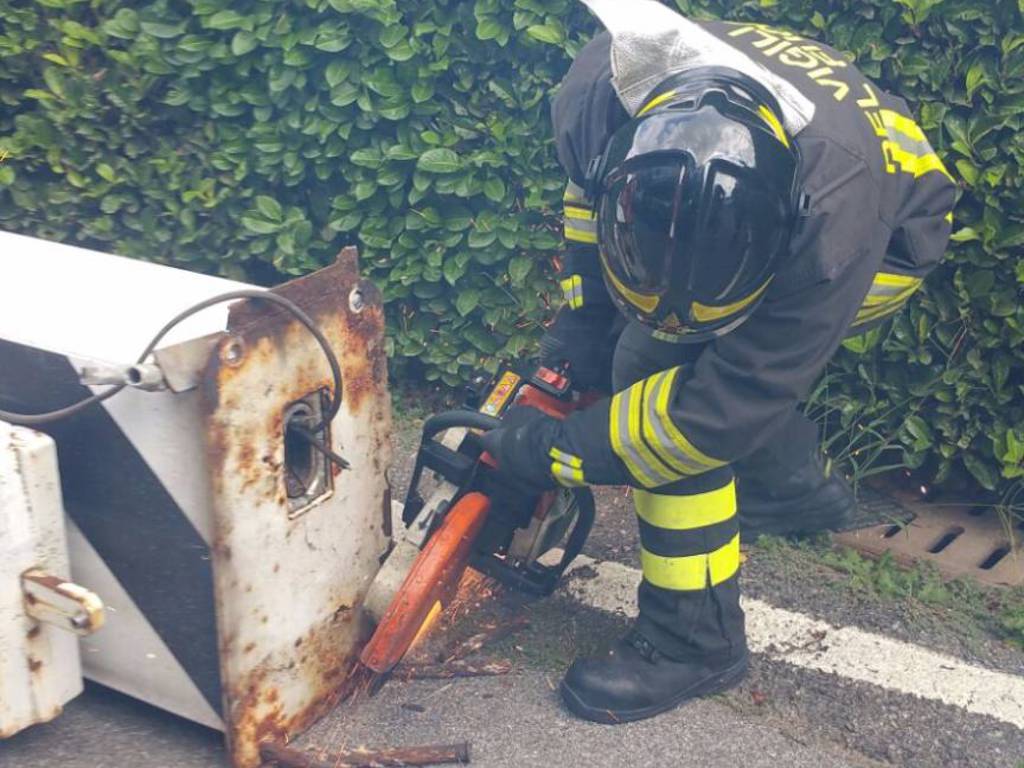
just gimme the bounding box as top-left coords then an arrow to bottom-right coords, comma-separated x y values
534,21 -> 957,490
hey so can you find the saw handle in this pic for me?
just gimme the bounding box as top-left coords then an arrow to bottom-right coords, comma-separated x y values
402,410 -> 503,526
420,410 -> 502,441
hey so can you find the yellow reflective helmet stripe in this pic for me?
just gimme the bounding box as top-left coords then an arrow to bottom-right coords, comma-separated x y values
758,105 -> 790,148
638,88 -> 678,116
640,534 -> 740,591
690,278 -> 773,323
634,482 -> 737,531
600,249 -> 660,313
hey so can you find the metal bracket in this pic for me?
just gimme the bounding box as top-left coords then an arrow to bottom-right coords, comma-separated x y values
22,569 -> 105,636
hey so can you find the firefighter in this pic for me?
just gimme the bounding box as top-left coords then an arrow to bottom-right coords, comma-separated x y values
480,0 -> 956,724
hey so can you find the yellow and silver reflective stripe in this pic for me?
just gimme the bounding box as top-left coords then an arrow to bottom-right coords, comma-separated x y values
610,370 -> 725,488
549,447 -> 585,487
854,272 -> 922,326
610,381 -> 679,489
563,180 -> 598,244
640,533 -> 740,591
634,481 -> 736,531
645,368 -> 725,477
560,275 -> 584,309
564,205 -> 597,244
690,278 -> 773,323
866,109 -> 953,183
564,180 -> 588,205
758,105 -> 790,148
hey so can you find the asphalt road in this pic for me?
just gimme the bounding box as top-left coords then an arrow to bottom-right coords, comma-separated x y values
2,414 -> 1022,768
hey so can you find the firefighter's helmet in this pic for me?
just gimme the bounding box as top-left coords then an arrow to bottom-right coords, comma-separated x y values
587,67 -> 803,342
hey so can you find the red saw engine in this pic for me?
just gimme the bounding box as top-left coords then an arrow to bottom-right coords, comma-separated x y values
360,366 -> 596,674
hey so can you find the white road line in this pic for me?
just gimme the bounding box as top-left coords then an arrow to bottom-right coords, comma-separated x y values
552,552 -> 1024,730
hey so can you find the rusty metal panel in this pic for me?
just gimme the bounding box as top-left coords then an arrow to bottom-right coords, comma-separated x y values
837,489 -> 1023,588
201,248 -> 392,768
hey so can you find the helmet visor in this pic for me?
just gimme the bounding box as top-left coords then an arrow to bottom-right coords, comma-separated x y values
597,156 -> 687,296
690,165 -> 789,302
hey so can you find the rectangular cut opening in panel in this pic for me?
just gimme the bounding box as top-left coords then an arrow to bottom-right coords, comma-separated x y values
283,389 -> 334,519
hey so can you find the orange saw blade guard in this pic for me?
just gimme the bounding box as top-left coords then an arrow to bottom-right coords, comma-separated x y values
360,492 -> 491,674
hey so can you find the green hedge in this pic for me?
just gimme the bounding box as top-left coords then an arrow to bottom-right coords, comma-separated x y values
1,0 -> 1022,497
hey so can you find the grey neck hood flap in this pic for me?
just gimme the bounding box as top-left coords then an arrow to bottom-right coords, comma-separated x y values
579,0 -> 816,136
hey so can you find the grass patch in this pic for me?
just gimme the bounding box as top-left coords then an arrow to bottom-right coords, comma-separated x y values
753,534 -> 1024,651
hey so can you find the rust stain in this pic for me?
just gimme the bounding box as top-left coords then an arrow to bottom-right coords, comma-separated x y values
226,610 -> 371,768
27,657 -> 42,673
26,625 -> 41,640
199,249 -> 392,768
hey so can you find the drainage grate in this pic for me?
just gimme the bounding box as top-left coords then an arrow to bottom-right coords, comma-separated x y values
835,487 -> 1023,588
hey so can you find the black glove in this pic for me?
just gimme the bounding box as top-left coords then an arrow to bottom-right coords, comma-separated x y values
539,306 -> 617,393
478,405 -> 561,494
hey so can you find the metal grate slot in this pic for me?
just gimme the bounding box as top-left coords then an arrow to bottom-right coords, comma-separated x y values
927,526 -> 965,554
979,546 -> 1011,571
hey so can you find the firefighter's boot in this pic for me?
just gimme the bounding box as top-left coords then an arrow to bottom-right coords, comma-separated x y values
560,470 -> 748,723
737,449 -> 856,541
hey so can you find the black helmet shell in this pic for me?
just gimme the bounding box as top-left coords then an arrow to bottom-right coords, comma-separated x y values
591,67 -> 802,342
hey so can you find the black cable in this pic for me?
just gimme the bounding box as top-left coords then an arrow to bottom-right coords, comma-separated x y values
288,423 -> 351,469
0,290 -> 343,429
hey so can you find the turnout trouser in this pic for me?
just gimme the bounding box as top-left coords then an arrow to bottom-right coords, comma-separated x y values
612,323 -> 752,660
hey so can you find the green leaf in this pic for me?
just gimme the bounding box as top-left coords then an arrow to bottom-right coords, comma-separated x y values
0,166 -> 15,186
241,216 -> 280,234
378,24 -> 407,48
476,18 -> 503,40
509,255 -> 532,284
140,20 -> 187,39
468,230 -> 497,248
455,289 -> 480,316
417,148 -> 461,174
325,61 -> 350,88
231,31 -> 259,55
96,163 -> 116,182
483,177 -> 506,202
206,10 -> 246,30
963,453 -> 999,491
103,8 -> 139,38
950,227 -> 979,242
255,196 -> 283,221
526,24 -> 563,44
350,148 -> 382,168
